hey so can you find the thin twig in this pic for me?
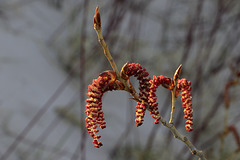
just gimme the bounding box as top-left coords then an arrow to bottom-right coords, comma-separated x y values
159,116 -> 206,160
169,64 -> 182,124
93,6 -> 207,160
93,6 -> 131,93
93,6 -> 120,77
79,0 -> 89,159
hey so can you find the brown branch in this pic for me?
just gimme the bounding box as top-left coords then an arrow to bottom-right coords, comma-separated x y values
93,6 -> 207,160
228,125 -> 240,149
93,6 -> 131,94
93,6 -> 120,77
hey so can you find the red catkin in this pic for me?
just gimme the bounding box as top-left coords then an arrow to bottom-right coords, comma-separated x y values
86,63 -> 194,148
148,75 -> 163,123
177,78 -> 193,132
121,63 -> 151,126
85,70 -> 123,148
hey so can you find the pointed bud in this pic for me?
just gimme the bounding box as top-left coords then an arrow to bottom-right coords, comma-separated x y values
93,6 -> 101,30
120,62 -> 130,80
174,64 -> 182,82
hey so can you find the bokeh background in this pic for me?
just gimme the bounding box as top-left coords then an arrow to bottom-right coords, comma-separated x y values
0,0 -> 239,160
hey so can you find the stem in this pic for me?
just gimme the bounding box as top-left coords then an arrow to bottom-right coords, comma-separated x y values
93,6 -> 207,160
169,91 -> 176,124
148,107 -> 206,160
93,6 -> 120,78
79,1 -> 88,160
169,64 -> 182,124
95,29 -> 120,77
126,86 -> 206,159
220,106 -> 229,151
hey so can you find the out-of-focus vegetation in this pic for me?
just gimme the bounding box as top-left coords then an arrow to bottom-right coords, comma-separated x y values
51,0 -> 240,159
0,0 -> 240,159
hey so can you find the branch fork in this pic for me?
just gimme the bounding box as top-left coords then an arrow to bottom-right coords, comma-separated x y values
86,6 -> 206,160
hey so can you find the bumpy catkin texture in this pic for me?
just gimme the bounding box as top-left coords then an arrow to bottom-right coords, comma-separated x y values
86,64 -> 194,148
148,75 -> 162,124
85,71 -> 121,148
177,78 -> 193,132
148,75 -> 174,124
121,63 -> 151,126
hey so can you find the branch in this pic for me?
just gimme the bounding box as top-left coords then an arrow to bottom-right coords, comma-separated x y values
92,6 -> 207,160
93,6 -> 131,93
158,115 -> 206,160
93,6 -> 120,78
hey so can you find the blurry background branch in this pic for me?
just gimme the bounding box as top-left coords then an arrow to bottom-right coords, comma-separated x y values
0,0 -> 239,159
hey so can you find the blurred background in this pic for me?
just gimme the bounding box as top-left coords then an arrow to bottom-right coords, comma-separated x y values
0,0 -> 239,159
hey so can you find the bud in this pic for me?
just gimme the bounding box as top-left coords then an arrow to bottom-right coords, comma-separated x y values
93,6 -> 101,30
120,62 -> 130,80
161,77 -> 174,90
174,64 -> 182,82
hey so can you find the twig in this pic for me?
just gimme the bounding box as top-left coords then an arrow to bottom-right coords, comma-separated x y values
93,6 -> 120,77
93,6 -> 131,93
159,116 -> 206,160
169,64 -> 182,124
93,6 -> 207,160
221,77 -> 239,151
79,0 -> 89,160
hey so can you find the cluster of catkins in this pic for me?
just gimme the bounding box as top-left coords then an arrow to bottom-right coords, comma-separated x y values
85,63 -> 193,148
